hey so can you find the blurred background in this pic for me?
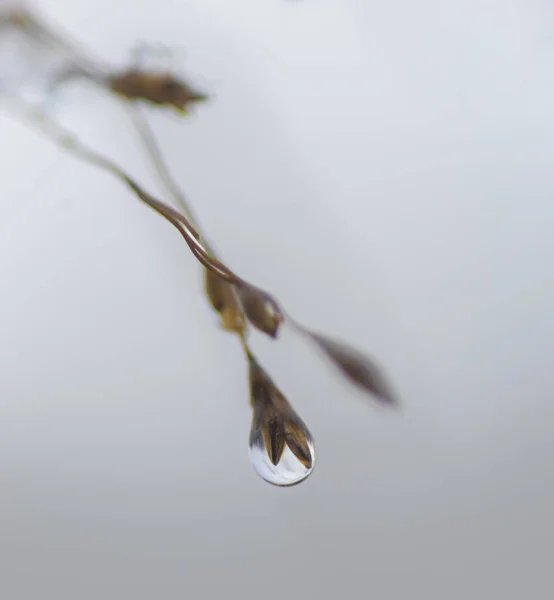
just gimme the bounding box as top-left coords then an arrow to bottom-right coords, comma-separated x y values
1,0 -> 554,598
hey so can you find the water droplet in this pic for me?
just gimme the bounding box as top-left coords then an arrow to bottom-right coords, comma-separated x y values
246,352 -> 316,486
249,418 -> 316,487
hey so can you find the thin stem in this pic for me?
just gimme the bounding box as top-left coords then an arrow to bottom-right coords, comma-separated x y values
124,102 -> 225,263
122,102 -> 253,355
238,332 -> 254,361
4,6 -> 108,81
3,95 -> 246,286
126,102 -> 198,225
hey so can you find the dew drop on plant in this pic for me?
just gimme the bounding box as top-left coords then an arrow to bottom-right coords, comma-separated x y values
248,422 -> 316,487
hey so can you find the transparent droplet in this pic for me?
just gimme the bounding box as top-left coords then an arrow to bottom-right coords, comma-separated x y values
249,422 -> 316,487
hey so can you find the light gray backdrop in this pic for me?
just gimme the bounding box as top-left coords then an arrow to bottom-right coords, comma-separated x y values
1,0 -> 553,598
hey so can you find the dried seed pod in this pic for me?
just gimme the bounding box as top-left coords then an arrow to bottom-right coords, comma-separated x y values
204,269 -> 246,336
237,283 -> 283,339
247,354 -> 315,486
256,403 -> 286,466
108,70 -> 208,112
2,7 -> 32,28
282,414 -> 314,470
308,331 -> 397,405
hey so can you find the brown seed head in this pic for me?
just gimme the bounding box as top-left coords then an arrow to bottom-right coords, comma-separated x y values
308,331 -> 398,405
248,354 -> 314,469
109,70 -> 208,112
204,270 -> 246,335
238,284 -> 283,339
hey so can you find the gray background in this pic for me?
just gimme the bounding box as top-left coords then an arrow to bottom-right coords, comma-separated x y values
1,0 -> 554,598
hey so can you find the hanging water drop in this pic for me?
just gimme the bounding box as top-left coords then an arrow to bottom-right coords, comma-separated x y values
249,415 -> 316,487
245,349 -> 316,486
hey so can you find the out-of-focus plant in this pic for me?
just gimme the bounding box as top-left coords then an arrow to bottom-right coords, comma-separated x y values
0,3 -> 398,486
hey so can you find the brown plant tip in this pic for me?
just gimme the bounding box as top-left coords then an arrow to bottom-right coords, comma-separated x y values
284,419 -> 314,469
309,332 -> 398,406
261,410 -> 286,466
247,355 -> 275,407
3,7 -> 32,28
238,284 -> 283,339
109,70 -> 208,112
204,270 -> 246,335
248,355 -> 314,469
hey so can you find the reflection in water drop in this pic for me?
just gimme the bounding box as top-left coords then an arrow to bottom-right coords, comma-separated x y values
249,423 -> 316,487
